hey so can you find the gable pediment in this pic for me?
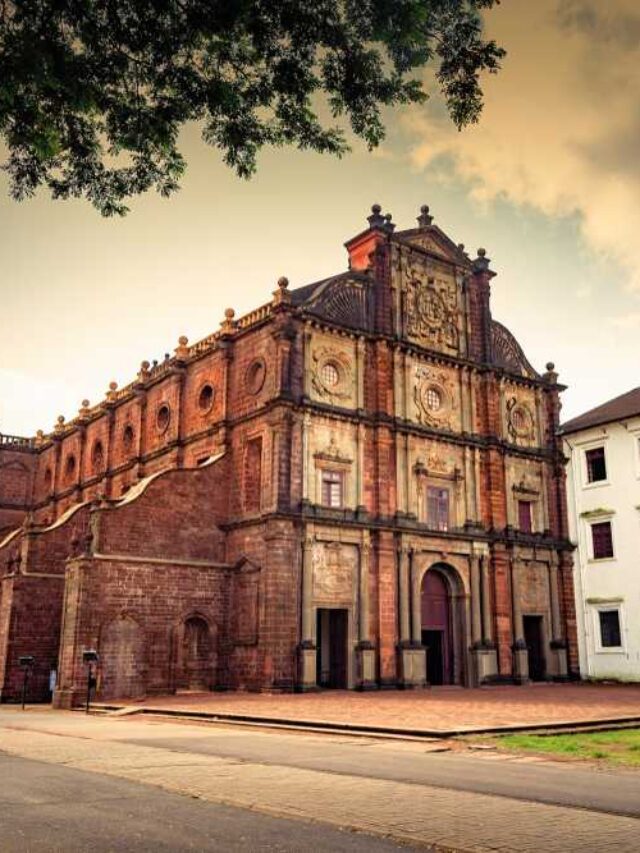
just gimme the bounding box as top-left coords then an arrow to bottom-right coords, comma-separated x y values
396,226 -> 470,268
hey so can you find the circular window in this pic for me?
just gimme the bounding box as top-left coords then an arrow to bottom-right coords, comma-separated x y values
198,383 -> 215,412
156,404 -> 171,434
425,386 -> 442,412
64,455 -> 76,483
123,424 -> 135,453
91,440 -> 104,473
321,362 -> 340,388
246,359 -> 266,395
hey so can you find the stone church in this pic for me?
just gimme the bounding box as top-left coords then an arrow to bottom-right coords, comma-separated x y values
0,205 -> 578,706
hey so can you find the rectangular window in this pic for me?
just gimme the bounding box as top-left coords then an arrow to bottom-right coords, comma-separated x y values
426,486 -> 449,531
321,470 -> 344,508
599,610 -> 621,648
517,500 -> 533,533
591,521 -> 614,559
586,447 -> 607,483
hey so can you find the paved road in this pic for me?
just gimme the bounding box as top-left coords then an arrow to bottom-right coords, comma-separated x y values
0,752 -> 410,852
119,725 -> 640,818
1,709 -> 640,852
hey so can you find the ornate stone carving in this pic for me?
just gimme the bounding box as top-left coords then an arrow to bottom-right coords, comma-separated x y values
312,542 -> 355,601
506,397 -> 535,444
311,346 -> 353,401
402,255 -> 460,353
413,365 -> 456,429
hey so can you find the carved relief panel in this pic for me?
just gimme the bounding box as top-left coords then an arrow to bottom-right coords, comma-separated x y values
397,249 -> 462,355
502,384 -> 538,448
312,542 -> 357,604
307,331 -> 357,409
408,360 -> 461,432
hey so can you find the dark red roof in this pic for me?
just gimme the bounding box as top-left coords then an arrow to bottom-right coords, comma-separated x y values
561,386 -> 640,434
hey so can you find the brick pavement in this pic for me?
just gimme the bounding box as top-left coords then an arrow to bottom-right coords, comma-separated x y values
0,714 -> 638,852
114,683 -> 640,733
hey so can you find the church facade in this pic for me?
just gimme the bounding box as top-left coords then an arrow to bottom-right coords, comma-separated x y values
0,206 -> 578,705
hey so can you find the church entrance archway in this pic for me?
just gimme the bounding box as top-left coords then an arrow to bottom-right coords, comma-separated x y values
421,567 -> 460,686
182,616 -> 213,691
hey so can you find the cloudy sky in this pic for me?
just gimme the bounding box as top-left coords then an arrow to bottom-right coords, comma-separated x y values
2,0 -> 639,436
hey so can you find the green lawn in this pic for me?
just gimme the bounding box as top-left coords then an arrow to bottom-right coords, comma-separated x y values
497,728 -> 640,767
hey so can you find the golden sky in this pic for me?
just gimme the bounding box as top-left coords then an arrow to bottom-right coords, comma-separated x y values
1,0 -> 639,435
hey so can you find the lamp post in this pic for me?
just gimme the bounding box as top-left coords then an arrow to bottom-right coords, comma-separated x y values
18,656 -> 35,710
82,649 -> 99,713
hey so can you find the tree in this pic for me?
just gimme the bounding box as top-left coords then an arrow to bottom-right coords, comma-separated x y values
0,1 -> 504,215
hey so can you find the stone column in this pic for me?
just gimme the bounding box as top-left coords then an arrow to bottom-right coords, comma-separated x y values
356,337 -> 366,411
297,530 -> 317,691
411,557 -> 423,646
301,412 -> 311,505
549,553 -> 568,678
302,329 -> 313,399
481,555 -> 494,645
397,546 -> 426,688
470,553 -> 482,646
471,551 -> 498,683
511,557 -> 529,683
398,546 -> 411,644
356,538 -> 376,689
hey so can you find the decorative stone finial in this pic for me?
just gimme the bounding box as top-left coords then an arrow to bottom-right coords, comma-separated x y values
137,359 -> 151,382
220,307 -> 237,334
81,399 -> 90,408
546,362 -> 555,372
175,335 -> 189,359
273,275 -> 291,306
367,203 -> 385,229
106,381 -> 118,402
383,212 -> 396,233
35,429 -> 44,446
544,362 -> 558,384
55,415 -> 65,433
472,248 -> 492,275
417,205 -> 433,227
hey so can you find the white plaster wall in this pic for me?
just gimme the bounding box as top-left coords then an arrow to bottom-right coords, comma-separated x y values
565,417 -> 640,681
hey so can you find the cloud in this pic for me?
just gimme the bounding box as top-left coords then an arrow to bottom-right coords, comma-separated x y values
402,0 -> 640,288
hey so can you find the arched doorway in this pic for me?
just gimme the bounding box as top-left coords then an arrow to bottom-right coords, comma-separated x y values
421,568 -> 456,685
182,616 -> 213,690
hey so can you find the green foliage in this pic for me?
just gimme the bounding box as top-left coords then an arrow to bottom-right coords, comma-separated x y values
499,729 -> 640,767
0,1 -> 505,215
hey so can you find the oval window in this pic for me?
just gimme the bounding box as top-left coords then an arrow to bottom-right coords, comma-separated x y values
91,440 -> 104,473
246,359 -> 266,395
156,404 -> 171,433
123,424 -> 135,453
198,384 -> 215,412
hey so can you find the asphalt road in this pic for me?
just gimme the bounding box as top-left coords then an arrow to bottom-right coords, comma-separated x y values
119,724 -> 640,818
0,752 -> 412,852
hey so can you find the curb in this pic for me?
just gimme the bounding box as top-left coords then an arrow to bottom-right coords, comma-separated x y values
83,703 -> 640,740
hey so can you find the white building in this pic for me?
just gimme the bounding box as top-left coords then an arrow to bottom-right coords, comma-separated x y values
562,387 -> 640,682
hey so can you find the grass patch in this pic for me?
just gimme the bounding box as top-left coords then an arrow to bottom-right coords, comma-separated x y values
497,728 -> 640,767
